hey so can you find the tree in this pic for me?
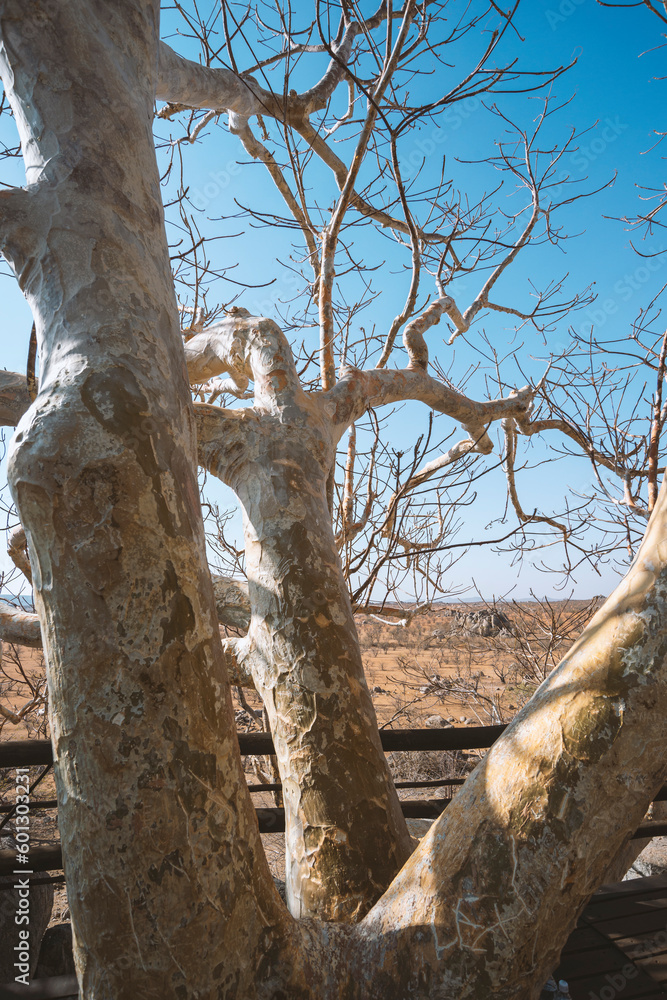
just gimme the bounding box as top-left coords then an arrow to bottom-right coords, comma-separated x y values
1,1 -> 666,997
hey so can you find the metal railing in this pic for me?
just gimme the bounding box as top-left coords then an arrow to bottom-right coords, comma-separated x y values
1,724 -> 666,1000
2,724 -> 666,879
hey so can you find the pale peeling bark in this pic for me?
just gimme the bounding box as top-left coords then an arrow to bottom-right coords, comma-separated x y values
327,365 -> 535,454
191,304 -> 667,931
0,4 -> 302,997
190,309 -> 667,992
190,316 -> 413,921
0,568 -> 249,646
7,525 -> 32,583
211,573 -> 250,630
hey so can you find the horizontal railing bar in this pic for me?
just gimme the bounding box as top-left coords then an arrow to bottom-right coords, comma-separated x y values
246,777 -> 467,793
0,799 -> 58,813
633,821 -> 667,839
254,798 -> 455,834
0,874 -> 66,890
0,725 -> 509,769
2,731 -> 665,832
379,725 -> 506,751
396,777 -> 466,789
1,809 -> 666,878
0,740 -> 53,766
0,775 -> 480,804
0,844 -> 64,877
0,799 -> 456,875
0,868 -> 65,892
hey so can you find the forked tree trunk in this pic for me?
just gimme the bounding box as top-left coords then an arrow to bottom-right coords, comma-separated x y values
192,318 -> 413,921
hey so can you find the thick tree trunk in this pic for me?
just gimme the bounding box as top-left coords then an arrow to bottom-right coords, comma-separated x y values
232,438 -> 413,921
193,319 -> 413,922
0,4 -> 299,996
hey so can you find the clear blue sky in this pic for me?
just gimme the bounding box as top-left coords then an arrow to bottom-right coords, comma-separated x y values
0,1 -> 664,600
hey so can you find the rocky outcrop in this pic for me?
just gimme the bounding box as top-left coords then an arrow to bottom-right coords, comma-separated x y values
454,609 -> 514,636
430,608 -> 514,639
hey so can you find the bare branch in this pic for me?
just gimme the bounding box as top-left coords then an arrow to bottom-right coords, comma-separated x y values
26,323 -> 38,402
446,203 -> 540,346
648,328 -> 667,511
503,418 -> 569,538
376,133 -> 422,368
381,438 -> 477,551
318,1 -> 418,389
0,600 -> 41,648
295,121 -> 443,239
326,365 -> 534,450
228,114 -> 320,280
402,296 -> 453,371
0,371 -> 31,427
7,526 -> 32,584
157,42 -> 266,118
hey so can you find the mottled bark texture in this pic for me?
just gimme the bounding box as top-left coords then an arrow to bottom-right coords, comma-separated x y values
0,3 -> 300,997
188,316 -> 414,921
184,308 -> 535,923
0,564 -> 250,642
5,3 -> 667,999
0,370 -> 31,426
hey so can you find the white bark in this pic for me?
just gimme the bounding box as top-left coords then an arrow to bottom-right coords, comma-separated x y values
0,370 -> 31,426
359,480 -> 667,994
189,316 -> 414,920
184,310 -> 667,990
7,525 -> 32,583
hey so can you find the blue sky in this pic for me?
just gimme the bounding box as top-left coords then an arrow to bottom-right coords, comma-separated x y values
0,1 -> 665,600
